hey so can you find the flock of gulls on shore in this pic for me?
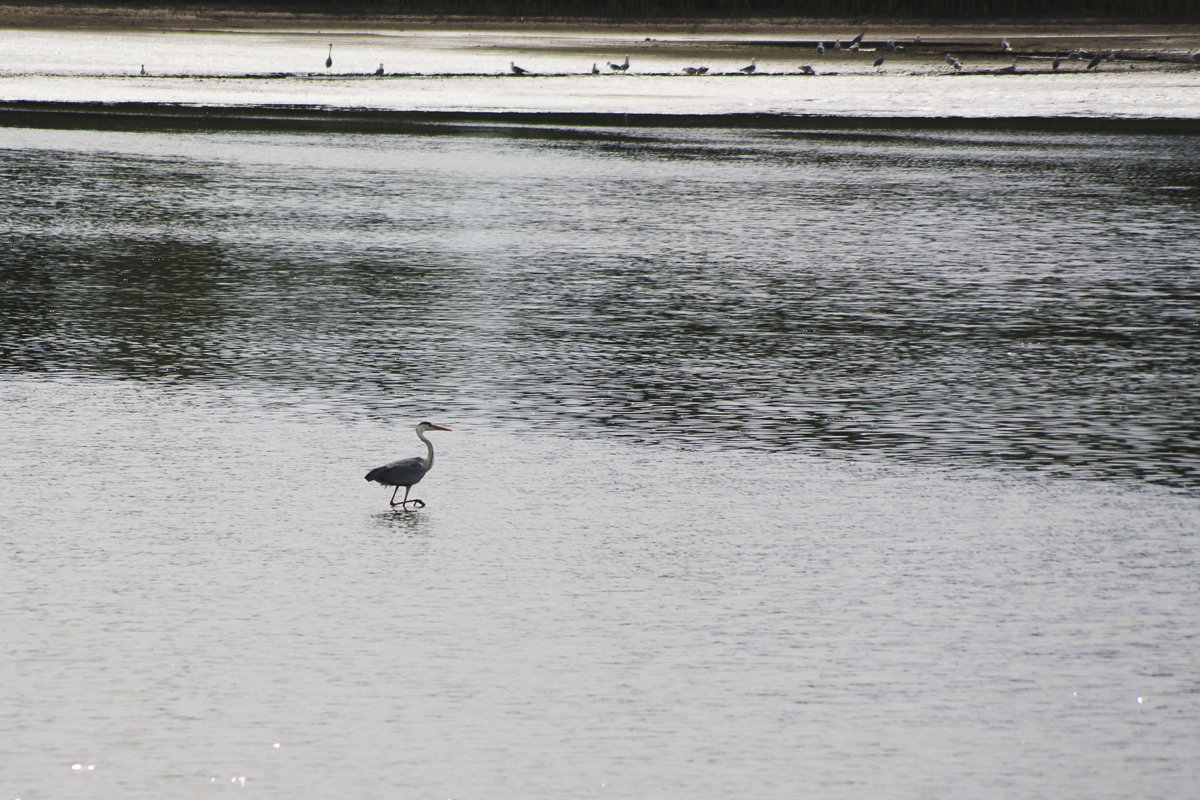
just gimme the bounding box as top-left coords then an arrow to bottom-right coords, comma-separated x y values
284,31 -> 1200,79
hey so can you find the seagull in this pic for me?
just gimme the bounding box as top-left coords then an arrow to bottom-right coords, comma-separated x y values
1185,50 -> 1197,63
834,39 -> 842,50
998,60 -> 1017,73
799,64 -> 817,75
510,61 -> 529,75
873,55 -> 885,67
816,42 -> 825,54
1001,38 -> 1013,54
683,66 -> 699,74
944,54 -> 962,70
739,58 -> 757,74
374,63 -> 384,76
696,66 -> 708,74
608,55 -> 629,71
886,36 -> 895,51
1087,51 -> 1106,69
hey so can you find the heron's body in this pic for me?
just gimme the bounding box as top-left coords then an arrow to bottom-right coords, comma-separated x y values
365,422 -> 452,509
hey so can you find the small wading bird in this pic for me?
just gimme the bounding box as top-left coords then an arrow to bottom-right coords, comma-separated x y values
608,55 -> 629,71
325,44 -> 333,72
365,422 -> 453,510
510,61 -> 528,75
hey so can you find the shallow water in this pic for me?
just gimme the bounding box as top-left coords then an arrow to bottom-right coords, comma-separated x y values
2,35 -> 1200,800
2,27 -> 1200,117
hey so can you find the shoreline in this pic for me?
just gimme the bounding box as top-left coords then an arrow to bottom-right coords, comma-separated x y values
3,99 -> 1199,133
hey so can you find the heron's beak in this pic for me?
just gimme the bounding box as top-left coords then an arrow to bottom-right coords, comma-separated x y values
432,425 -> 453,431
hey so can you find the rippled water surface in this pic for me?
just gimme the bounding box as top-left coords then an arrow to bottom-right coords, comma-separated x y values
2,117 -> 1199,799
4,123 -> 1198,484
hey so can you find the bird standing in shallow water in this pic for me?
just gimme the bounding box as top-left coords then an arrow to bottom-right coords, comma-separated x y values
608,55 -> 629,71
365,422 -> 452,510
510,61 -> 528,75
740,58 -> 757,73
325,44 -> 333,72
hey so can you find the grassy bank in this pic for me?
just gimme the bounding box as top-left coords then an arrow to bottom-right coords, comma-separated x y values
2,0 -> 1196,20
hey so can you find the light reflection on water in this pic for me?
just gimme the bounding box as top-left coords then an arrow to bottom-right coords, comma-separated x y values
2,123 -> 1198,487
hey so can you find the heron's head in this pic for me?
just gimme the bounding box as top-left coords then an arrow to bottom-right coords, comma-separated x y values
417,421 -> 453,433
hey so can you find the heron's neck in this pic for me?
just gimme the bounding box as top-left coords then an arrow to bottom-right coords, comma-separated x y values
417,430 -> 435,471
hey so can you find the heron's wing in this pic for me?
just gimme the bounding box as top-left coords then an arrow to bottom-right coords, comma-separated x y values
384,456 -> 425,471
365,456 -> 427,485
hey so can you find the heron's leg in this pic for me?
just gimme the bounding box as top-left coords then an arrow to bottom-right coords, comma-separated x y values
388,485 -> 402,506
399,485 -> 426,510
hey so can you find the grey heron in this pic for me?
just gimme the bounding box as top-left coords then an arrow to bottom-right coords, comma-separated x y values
365,422 -> 453,509
873,55 -> 885,67
1087,51 -> 1106,69
325,44 -> 332,71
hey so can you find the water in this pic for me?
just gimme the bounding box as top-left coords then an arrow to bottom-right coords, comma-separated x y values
2,26 -> 1200,800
